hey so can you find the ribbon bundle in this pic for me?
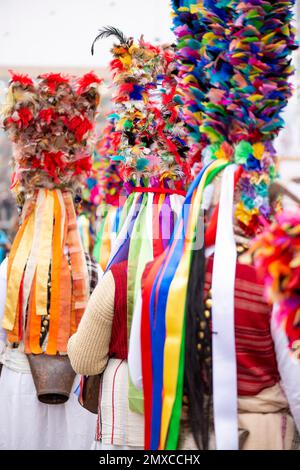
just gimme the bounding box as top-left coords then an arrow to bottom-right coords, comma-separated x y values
141,159 -> 230,449
3,189 -> 89,354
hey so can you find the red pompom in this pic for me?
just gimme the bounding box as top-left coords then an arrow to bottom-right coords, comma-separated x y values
9,70 -> 34,87
66,116 -> 93,142
38,73 -> 70,93
38,108 -> 56,125
76,72 -> 102,95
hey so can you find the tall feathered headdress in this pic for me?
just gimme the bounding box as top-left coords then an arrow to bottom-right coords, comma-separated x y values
140,0 -> 297,451
1,71 -> 101,354
173,0 -> 297,235
92,26 -> 191,191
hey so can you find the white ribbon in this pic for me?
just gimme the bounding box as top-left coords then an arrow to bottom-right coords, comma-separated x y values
128,288 -> 143,389
211,164 -> 238,450
169,194 -> 185,224
128,193 -> 154,389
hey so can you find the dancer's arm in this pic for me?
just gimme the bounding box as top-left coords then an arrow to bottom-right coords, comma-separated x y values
67,271 -> 115,375
271,307 -> 300,433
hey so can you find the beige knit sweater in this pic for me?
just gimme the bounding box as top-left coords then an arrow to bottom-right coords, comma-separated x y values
68,271 -> 145,448
67,271 -> 115,376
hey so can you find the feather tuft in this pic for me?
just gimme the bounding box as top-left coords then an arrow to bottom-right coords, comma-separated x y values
91,26 -> 129,55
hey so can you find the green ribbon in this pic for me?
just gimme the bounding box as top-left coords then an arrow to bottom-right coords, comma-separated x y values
127,193 -> 154,414
92,208 -> 108,263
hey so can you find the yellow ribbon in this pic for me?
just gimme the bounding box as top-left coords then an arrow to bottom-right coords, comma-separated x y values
35,190 -> 54,317
3,210 -> 35,331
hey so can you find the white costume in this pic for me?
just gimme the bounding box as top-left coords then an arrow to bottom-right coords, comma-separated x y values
0,258 -> 97,450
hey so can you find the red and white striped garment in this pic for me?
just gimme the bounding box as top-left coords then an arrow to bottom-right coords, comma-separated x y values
94,358 -> 144,447
205,257 -> 280,397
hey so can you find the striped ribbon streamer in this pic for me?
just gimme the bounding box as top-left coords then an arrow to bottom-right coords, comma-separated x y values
3,189 -> 88,354
141,159 -> 231,449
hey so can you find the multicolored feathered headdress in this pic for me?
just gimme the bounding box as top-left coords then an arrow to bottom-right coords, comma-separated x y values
172,0 -> 296,235
88,117 -> 124,270
251,211 -> 300,358
91,117 -> 123,207
3,71 -> 102,194
1,71 -> 101,355
138,0 -> 297,451
171,0 -> 208,172
92,27 -> 191,191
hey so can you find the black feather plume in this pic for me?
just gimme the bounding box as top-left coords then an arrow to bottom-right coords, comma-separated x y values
91,26 -> 129,55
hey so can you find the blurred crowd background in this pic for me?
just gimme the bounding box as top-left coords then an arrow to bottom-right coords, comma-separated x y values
0,0 -> 299,255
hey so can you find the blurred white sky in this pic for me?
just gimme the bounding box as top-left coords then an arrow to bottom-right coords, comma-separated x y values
0,0 -> 174,68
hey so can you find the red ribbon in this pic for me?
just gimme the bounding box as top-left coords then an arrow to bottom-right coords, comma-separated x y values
152,193 -> 164,258
141,256 -> 164,450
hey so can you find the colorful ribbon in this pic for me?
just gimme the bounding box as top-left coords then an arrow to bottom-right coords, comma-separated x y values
132,187 -> 187,197
3,189 -> 89,354
142,159 -> 231,449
